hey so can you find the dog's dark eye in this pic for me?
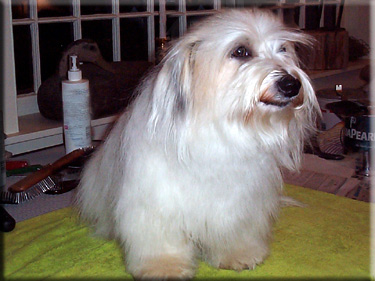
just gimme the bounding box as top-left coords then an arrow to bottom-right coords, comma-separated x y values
279,46 -> 287,53
231,46 -> 251,59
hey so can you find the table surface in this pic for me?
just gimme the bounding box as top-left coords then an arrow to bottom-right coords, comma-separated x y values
4,184 -> 371,279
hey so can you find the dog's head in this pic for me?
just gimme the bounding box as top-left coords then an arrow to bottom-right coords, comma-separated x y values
149,9 -> 320,167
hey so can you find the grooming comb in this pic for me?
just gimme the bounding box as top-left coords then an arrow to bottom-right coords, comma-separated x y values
0,147 -> 94,204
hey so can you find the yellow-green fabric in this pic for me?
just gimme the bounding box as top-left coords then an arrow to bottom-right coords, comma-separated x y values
4,185 -> 372,280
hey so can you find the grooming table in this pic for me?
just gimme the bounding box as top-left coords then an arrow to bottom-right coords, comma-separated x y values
4,185 -> 371,279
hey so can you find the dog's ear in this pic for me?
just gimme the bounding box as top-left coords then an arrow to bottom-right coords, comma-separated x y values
147,38 -> 201,134
154,38 -> 201,116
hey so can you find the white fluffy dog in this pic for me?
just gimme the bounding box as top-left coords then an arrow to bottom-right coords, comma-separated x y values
76,8 -> 319,280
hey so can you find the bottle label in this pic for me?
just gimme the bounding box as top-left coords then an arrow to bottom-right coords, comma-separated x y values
62,83 -> 91,154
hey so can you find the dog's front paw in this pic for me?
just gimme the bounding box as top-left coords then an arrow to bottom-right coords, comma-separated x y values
132,255 -> 195,280
217,248 -> 269,271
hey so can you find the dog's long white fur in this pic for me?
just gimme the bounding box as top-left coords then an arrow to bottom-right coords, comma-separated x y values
76,9 -> 320,279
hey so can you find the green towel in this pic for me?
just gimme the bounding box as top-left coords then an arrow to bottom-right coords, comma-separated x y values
4,185 -> 372,280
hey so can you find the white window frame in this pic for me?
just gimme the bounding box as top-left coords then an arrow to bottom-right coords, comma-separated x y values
4,1 -> 19,135
3,0 -> 348,155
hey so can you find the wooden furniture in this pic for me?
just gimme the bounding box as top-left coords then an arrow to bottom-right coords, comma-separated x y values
301,29 -> 349,70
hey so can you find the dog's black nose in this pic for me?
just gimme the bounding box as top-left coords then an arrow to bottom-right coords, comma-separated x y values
277,75 -> 301,98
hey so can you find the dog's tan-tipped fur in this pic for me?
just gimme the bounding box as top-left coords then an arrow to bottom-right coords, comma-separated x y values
133,255 -> 195,280
76,8 -> 319,280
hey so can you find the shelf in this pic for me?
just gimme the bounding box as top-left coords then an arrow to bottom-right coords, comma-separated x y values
5,59 -> 369,155
307,59 -> 369,79
5,114 -> 117,155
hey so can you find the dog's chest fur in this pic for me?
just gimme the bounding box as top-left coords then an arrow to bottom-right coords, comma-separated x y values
120,118 -> 282,237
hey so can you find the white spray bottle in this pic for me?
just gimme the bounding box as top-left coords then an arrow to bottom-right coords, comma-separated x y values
62,55 -> 92,154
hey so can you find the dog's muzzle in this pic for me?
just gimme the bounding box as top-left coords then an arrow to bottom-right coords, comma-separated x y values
260,74 -> 302,108
277,74 -> 301,99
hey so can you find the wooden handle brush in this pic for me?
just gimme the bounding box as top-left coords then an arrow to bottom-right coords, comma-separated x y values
1,147 -> 95,204
8,147 -> 94,193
